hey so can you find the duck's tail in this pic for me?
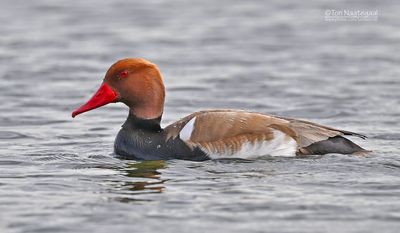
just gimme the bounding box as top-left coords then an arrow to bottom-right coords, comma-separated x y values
298,136 -> 370,156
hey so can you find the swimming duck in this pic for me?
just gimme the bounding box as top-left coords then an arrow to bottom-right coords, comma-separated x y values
72,58 -> 367,160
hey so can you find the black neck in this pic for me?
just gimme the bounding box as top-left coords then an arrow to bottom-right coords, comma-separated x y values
122,112 -> 162,132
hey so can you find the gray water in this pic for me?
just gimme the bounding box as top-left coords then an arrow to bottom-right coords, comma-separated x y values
1,0 -> 400,232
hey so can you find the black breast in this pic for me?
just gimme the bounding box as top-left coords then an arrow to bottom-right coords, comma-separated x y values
114,113 -> 209,161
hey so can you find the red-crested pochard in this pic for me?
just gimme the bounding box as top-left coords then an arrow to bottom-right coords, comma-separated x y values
72,58 -> 367,160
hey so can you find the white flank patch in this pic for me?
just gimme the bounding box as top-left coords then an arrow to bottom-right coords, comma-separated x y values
206,130 -> 297,159
180,117 -> 196,141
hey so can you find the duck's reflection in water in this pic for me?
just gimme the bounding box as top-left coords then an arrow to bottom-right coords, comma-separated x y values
109,160 -> 166,202
121,160 -> 166,192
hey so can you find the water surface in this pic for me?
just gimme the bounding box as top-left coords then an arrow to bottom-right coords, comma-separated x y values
1,0 -> 400,232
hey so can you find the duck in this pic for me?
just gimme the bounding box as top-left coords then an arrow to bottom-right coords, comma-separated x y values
72,58 -> 367,161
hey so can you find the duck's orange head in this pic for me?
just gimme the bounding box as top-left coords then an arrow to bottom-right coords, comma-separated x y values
72,58 -> 165,119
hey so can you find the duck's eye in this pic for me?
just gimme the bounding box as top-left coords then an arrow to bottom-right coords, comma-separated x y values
117,70 -> 129,79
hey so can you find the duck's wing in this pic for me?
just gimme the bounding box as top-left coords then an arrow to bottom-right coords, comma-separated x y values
165,110 -> 297,157
164,109 -> 366,158
278,116 -> 367,147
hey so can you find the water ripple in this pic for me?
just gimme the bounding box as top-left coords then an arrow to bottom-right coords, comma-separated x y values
0,131 -> 30,139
